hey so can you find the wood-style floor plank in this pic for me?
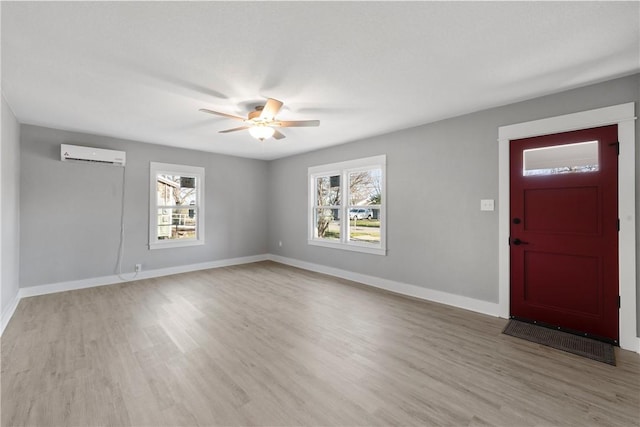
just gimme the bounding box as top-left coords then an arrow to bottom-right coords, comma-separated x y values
2,261 -> 639,426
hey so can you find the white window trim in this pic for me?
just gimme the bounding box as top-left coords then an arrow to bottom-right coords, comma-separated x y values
149,162 -> 205,250
308,155 -> 386,255
498,102 -> 637,352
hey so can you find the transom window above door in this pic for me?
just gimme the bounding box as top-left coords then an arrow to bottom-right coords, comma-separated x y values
523,140 -> 599,176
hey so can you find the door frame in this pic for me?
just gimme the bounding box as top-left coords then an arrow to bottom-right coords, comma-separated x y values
498,102 -> 637,351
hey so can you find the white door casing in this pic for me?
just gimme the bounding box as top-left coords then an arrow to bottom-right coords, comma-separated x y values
498,102 -> 637,352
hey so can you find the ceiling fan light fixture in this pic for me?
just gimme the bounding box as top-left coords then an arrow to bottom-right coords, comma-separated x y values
249,125 -> 275,141
201,98 -> 320,141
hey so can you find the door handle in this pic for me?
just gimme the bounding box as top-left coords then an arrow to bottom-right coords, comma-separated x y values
512,238 -> 529,246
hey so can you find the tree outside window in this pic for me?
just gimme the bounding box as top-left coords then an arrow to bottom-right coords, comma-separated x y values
308,156 -> 386,255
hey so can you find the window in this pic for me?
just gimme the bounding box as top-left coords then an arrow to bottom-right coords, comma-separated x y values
149,162 -> 204,249
308,155 -> 386,255
523,140 -> 599,176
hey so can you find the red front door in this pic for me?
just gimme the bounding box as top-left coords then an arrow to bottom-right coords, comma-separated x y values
510,125 -> 619,343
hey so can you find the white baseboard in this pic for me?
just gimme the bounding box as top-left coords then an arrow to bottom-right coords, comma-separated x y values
5,253 -> 639,355
1,292 -> 21,336
18,254 -> 269,299
1,252 -> 499,336
267,254 -> 501,318
1,254 -> 269,336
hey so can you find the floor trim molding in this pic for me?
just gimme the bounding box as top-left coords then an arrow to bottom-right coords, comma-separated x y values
1,292 -> 21,336
18,254 -> 269,299
19,254 -> 270,299
268,254 -> 501,318
1,254 -> 269,336
4,254 -> 638,355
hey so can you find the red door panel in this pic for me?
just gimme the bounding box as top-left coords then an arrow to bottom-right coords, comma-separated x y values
510,125 -> 618,343
524,186 -> 599,234
524,252 -> 600,315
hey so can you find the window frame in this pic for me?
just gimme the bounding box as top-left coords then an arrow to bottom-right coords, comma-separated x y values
308,155 -> 386,255
149,162 -> 205,250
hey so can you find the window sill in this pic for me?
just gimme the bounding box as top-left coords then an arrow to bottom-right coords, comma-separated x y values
307,239 -> 386,256
149,239 -> 205,250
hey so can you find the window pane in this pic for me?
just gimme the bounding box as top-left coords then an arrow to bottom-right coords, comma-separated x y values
150,162 -> 204,249
523,141 -> 599,176
157,174 -> 197,206
316,175 -> 341,206
349,208 -> 380,244
349,169 -> 382,204
157,208 -> 197,240
315,208 -> 340,240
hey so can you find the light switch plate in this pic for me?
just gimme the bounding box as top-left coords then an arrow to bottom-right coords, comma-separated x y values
480,199 -> 495,211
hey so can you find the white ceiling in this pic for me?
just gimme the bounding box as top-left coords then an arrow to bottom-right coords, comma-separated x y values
2,2 -> 639,160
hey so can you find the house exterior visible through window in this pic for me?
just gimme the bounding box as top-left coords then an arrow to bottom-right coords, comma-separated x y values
149,162 -> 204,249
308,155 -> 386,255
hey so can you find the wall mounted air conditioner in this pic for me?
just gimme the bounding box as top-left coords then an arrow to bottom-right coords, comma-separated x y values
61,144 -> 126,166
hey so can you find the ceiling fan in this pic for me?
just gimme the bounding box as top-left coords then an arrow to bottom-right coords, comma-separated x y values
199,98 -> 320,141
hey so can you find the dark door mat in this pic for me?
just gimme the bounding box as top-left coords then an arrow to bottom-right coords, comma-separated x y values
503,319 -> 615,366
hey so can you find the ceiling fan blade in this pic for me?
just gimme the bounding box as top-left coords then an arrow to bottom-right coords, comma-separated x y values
219,126 -> 250,133
272,129 -> 286,140
275,120 -> 320,128
199,108 -> 246,121
260,98 -> 283,121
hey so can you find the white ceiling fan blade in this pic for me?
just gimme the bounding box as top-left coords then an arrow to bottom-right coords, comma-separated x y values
259,98 -> 284,121
275,120 -> 320,127
219,126 -> 250,133
272,129 -> 286,140
200,108 -> 246,121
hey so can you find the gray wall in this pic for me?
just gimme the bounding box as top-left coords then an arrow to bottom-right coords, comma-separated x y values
20,125 -> 268,288
1,94 -> 21,315
267,74 -> 640,329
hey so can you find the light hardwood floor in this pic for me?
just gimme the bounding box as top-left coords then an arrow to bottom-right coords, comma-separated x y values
2,261 -> 639,426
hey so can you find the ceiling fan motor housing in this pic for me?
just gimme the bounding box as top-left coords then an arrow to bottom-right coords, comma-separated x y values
248,108 -> 264,121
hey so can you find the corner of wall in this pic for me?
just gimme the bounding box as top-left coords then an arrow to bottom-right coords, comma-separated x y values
1,93 -> 22,327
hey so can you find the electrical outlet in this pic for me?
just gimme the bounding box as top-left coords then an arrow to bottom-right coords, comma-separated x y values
278,241 -> 283,247
135,264 -> 142,272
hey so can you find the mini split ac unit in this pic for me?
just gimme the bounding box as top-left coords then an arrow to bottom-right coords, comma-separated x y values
61,144 -> 126,166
